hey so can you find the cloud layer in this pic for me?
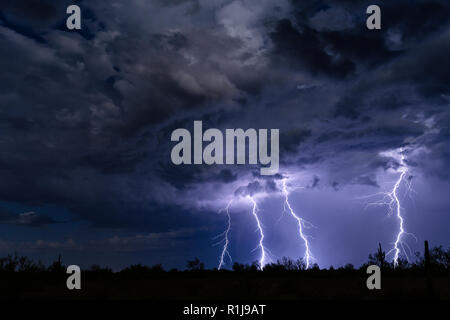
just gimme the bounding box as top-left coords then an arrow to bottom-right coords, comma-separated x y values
0,0 -> 449,268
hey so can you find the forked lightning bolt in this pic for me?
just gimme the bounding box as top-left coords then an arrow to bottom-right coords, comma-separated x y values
389,167 -> 408,266
248,196 -> 267,270
385,153 -> 416,266
281,179 -> 314,269
364,149 -> 417,267
216,200 -> 233,270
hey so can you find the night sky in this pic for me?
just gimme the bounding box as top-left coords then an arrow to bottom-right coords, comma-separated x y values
0,0 -> 449,270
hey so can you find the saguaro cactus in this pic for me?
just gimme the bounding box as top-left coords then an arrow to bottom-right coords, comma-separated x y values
424,240 -> 434,298
377,242 -> 386,268
424,240 -> 430,270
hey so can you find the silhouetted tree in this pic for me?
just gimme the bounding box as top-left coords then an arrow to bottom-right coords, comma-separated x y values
295,259 -> 307,271
187,258 -> 204,271
0,253 -> 19,272
232,262 -> 246,272
0,253 -> 45,272
18,256 -> 45,272
90,264 -> 113,273
395,258 -> 409,269
429,245 -> 450,268
280,257 -> 296,271
121,264 -> 151,274
149,264 -> 165,273
343,263 -> 354,270
414,244 -> 450,270
249,261 -> 259,272
424,240 -> 435,297
311,263 -> 320,271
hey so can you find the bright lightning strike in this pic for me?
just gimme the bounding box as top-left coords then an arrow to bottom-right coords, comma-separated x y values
248,196 -> 267,270
364,148 -> 417,267
216,200 -> 233,270
385,152 -> 417,267
281,179 -> 315,269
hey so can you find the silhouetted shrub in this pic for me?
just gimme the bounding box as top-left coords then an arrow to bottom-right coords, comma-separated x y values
232,262 -> 246,272
47,255 -> 65,274
90,264 -> 113,273
311,263 -> 320,271
344,263 -> 354,270
0,242 -> 448,277
187,258 -> 204,271
121,264 -> 152,274
0,254 -> 19,272
414,245 -> 450,271
0,253 -> 46,273
149,264 -> 165,273
263,257 -> 307,272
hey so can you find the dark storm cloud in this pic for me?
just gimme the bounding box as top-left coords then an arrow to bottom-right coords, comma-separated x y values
252,172 -> 284,181
214,169 -> 238,184
234,178 -> 280,197
270,18 -> 356,78
0,0 -> 449,238
80,150 -> 147,174
280,128 -> 311,154
0,227 -> 209,255
308,176 -> 320,189
0,0 -> 70,28
0,210 -> 58,227
317,125 -> 424,150
235,181 -> 264,197
381,1 -> 450,43
270,0 -> 450,80
67,201 -> 210,232
0,0 -> 101,41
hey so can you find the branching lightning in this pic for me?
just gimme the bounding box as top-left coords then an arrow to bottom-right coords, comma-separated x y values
215,196 -> 270,270
248,196 -> 267,270
363,149 -> 417,267
281,179 -> 315,269
216,200 -> 233,270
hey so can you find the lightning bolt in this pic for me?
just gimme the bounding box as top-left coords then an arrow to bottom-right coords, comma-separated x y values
248,196 -> 267,270
385,153 -> 417,267
363,149 -> 417,267
281,179 -> 315,269
216,200 -> 233,270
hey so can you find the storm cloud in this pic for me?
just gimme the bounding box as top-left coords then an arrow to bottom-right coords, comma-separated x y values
0,0 -> 449,268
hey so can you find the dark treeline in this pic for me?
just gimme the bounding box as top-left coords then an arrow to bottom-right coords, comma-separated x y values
0,243 -> 449,275
0,242 -> 449,299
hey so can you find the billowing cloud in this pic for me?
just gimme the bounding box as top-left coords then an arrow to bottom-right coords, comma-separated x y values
0,0 -> 449,268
